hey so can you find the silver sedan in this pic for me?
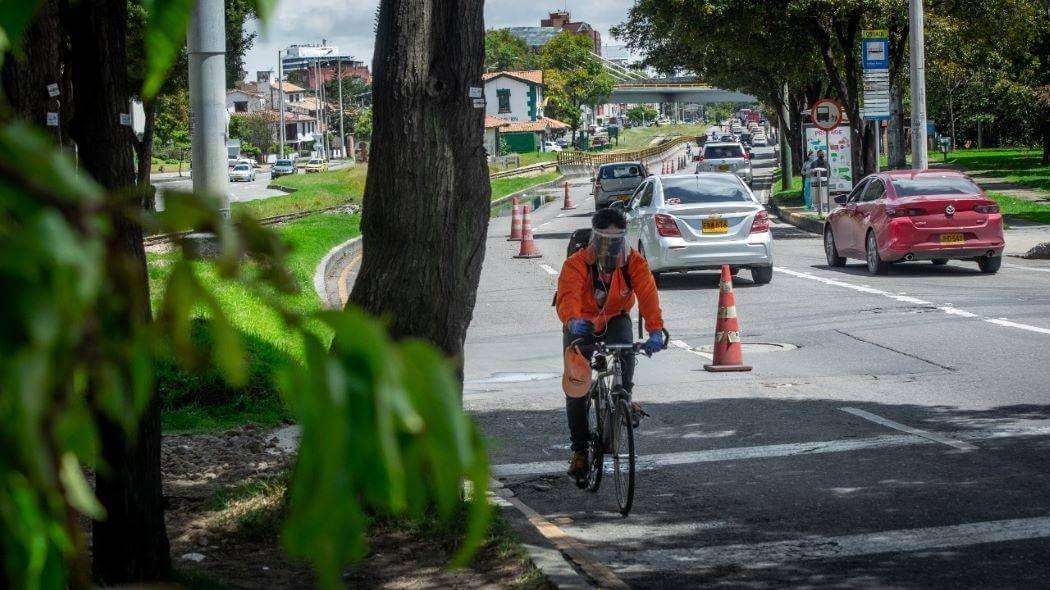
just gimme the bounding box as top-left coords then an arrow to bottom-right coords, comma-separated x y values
616,172 -> 774,284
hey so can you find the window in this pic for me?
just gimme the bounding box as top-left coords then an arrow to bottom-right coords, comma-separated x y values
845,179 -> 869,204
703,145 -> 744,159
639,183 -> 655,208
234,101 -> 248,112
600,164 -> 642,179
661,177 -> 750,205
862,179 -> 885,202
497,89 -> 511,114
891,177 -> 981,197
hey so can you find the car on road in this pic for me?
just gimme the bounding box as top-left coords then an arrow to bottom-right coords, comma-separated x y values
228,163 -> 256,182
593,161 -> 647,210
617,172 -> 773,284
695,142 -> 753,187
752,134 -> 768,147
304,158 -> 328,173
823,170 -> 1005,274
543,141 -> 563,152
556,137 -> 570,148
271,159 -> 296,178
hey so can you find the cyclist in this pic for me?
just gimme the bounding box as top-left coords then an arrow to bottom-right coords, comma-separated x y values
556,208 -> 666,480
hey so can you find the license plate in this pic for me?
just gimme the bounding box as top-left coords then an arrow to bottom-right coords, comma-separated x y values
617,194 -> 629,201
719,164 -> 730,171
702,219 -> 729,234
939,232 -> 965,245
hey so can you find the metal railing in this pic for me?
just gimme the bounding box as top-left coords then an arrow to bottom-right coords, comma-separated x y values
556,136 -> 698,168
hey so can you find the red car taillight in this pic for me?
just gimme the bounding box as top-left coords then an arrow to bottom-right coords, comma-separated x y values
750,210 -> 769,234
975,204 -> 1000,214
886,206 -> 925,217
654,214 -> 681,237
742,151 -> 749,161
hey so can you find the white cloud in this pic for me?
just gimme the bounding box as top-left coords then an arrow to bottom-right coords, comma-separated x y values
243,0 -> 634,80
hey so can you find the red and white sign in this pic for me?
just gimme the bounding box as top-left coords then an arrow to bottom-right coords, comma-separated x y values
810,98 -> 844,131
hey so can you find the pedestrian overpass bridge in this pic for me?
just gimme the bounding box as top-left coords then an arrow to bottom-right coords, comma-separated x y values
599,57 -> 757,103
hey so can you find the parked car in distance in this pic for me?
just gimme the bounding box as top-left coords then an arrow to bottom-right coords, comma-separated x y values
543,141 -> 563,152
696,142 -> 753,186
618,172 -> 773,284
227,157 -> 238,168
229,163 -> 255,182
556,137 -> 570,148
823,170 -> 1005,274
752,134 -> 768,147
304,158 -> 329,173
271,159 -> 296,178
593,161 -> 647,210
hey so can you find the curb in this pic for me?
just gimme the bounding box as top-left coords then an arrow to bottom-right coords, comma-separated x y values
491,174 -> 569,208
490,161 -> 560,179
312,235 -> 363,309
767,200 -> 824,234
266,184 -> 297,194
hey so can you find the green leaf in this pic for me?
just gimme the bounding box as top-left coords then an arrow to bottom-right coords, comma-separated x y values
59,454 -> 104,520
141,0 -> 195,99
0,0 -> 42,58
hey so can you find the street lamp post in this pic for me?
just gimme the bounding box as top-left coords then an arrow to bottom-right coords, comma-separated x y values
187,0 -> 229,218
278,49 -> 286,159
909,0 -> 929,170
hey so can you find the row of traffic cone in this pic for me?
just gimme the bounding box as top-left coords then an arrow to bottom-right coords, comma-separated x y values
508,196 -> 541,258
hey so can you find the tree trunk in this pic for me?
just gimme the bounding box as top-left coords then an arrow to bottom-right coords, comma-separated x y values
1,0 -> 66,137
887,82 -> 907,169
136,99 -> 158,211
62,0 -> 172,583
348,0 -> 490,380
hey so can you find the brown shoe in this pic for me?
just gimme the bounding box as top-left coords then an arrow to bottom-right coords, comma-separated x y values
567,451 -> 588,479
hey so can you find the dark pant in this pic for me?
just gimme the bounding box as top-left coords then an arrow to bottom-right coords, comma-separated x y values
564,314 -> 635,452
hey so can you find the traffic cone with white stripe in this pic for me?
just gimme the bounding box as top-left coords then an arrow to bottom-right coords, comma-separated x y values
704,265 -> 752,372
562,180 -> 576,210
514,205 -> 541,259
507,196 -> 523,241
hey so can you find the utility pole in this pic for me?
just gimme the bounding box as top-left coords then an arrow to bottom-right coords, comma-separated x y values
909,0 -> 928,169
779,82 -> 793,191
278,49 -> 286,159
337,59 -> 345,159
188,0 -> 229,219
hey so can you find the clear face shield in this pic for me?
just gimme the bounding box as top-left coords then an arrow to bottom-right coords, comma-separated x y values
589,227 -> 627,271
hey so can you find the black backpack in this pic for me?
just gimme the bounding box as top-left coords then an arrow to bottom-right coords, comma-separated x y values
552,228 -> 632,307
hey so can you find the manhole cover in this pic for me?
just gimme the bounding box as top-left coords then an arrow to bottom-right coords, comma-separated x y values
465,372 -> 561,384
695,342 -> 798,354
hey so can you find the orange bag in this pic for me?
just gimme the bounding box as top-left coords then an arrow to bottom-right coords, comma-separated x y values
562,343 -> 591,398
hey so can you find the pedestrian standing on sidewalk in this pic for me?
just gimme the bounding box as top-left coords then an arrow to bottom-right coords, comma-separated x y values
802,150 -> 814,210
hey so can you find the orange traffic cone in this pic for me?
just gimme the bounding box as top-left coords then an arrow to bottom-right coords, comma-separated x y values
562,181 -> 576,210
514,205 -> 541,259
507,196 -> 523,241
704,265 -> 752,372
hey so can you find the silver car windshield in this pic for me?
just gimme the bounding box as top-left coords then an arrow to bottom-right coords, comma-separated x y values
704,145 -> 744,159
662,177 -> 751,204
276,160 -> 292,166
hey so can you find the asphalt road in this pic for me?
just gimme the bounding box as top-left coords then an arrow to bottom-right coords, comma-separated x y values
465,160 -> 1050,588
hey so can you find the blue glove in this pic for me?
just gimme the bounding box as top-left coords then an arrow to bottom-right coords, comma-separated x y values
568,319 -> 595,338
645,330 -> 665,355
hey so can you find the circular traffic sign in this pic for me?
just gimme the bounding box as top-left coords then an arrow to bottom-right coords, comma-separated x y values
810,98 -> 844,131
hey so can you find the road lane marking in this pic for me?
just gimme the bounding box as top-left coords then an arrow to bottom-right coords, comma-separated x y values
670,339 -> 713,359
602,516 -> 1050,571
539,263 -> 559,276
775,266 -> 1050,336
1004,262 -> 1050,273
840,407 -> 977,451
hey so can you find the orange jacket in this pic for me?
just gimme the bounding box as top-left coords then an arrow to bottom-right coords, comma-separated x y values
556,248 -> 665,334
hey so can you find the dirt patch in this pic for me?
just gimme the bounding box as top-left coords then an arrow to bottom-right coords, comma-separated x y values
163,426 -> 548,589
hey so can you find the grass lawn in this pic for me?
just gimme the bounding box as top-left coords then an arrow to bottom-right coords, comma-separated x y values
771,175 -> 804,206
246,166 -> 368,218
150,213 -> 360,431
508,151 -> 559,168
988,192 -> 1050,225
947,148 -> 1048,193
490,171 -> 561,201
612,123 -> 711,151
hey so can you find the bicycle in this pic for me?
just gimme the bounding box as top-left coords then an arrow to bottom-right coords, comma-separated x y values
574,339 -> 652,517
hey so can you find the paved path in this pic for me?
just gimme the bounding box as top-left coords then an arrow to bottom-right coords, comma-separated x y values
462,179 -> 1050,588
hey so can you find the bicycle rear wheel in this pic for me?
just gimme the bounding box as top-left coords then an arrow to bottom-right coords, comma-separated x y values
585,385 -> 605,492
612,397 -> 636,516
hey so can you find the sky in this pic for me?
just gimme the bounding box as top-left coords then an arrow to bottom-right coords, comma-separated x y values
243,0 -> 636,79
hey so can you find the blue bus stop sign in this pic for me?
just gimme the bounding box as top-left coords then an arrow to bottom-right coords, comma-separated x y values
862,38 -> 890,70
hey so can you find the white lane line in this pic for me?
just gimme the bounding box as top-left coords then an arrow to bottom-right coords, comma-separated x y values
670,339 -> 714,359
538,263 -> 559,276
1004,263 -> 1050,273
492,434 -> 929,477
775,266 -> 1050,336
604,516 -> 1050,571
840,407 -> 977,451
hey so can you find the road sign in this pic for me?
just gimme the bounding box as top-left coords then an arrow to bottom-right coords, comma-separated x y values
810,98 -> 844,131
862,70 -> 890,119
862,38 -> 890,70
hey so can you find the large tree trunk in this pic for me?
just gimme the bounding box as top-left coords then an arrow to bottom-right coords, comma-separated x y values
62,0 -> 172,583
136,99 -> 158,211
1,0 -> 67,136
887,82 -> 907,169
348,0 -> 490,378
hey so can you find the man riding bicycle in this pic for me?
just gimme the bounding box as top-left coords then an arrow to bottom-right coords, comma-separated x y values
556,208 -> 666,480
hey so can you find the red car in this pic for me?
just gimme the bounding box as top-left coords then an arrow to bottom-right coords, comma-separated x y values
823,170 -> 1005,274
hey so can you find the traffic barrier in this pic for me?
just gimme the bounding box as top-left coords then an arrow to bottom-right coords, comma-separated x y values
507,196 -> 523,241
562,181 -> 576,210
704,265 -> 752,372
514,205 -> 541,259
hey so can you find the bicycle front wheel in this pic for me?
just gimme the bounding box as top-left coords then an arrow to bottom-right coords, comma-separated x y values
586,385 -> 605,492
612,398 -> 636,516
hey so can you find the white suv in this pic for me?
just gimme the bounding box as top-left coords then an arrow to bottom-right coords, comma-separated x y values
695,142 -> 753,187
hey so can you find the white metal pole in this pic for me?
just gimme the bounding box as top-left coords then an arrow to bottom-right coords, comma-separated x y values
909,0 -> 929,169
875,120 -> 881,172
188,0 -> 229,217
337,60 -> 345,159
278,50 -> 286,159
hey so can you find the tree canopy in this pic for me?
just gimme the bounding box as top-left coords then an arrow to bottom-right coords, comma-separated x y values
484,29 -> 535,72
539,32 -> 615,135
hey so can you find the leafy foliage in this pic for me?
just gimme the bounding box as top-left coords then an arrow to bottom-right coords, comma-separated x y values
626,105 -> 657,125
0,3 -> 489,589
539,32 -> 614,135
484,29 -> 535,72
229,112 -> 278,156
